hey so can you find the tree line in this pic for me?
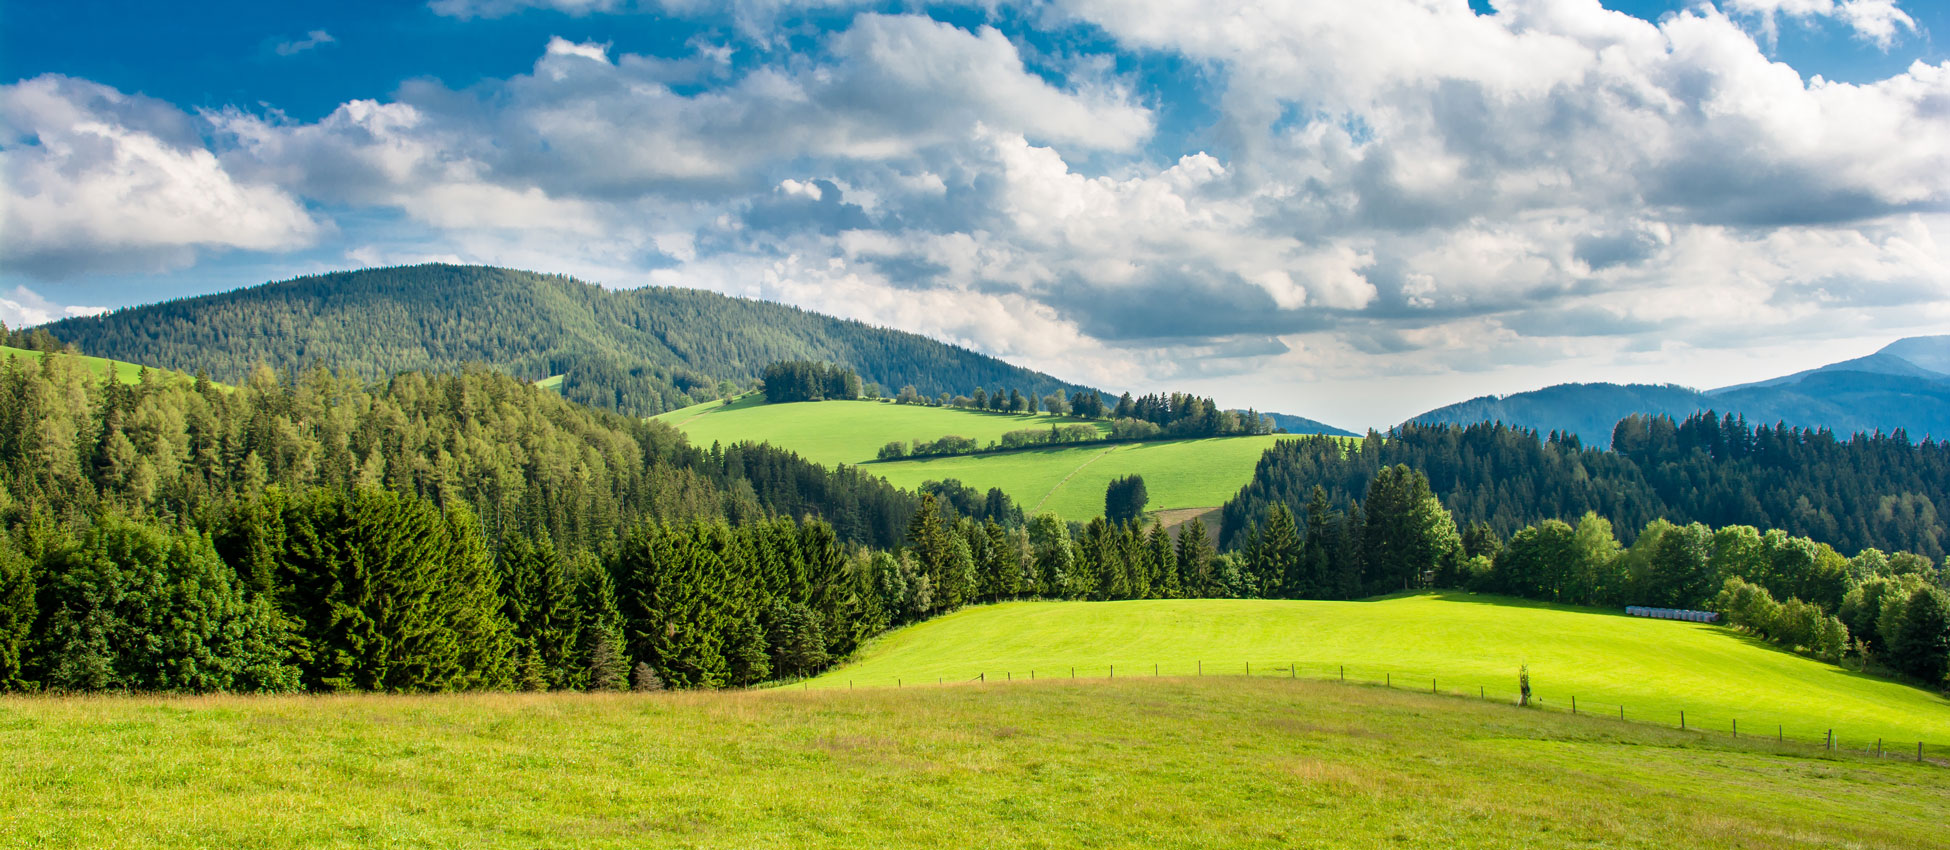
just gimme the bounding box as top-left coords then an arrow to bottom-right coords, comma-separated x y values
1221,415 -> 1950,560
760,361 -> 864,404
1220,462 -> 1949,686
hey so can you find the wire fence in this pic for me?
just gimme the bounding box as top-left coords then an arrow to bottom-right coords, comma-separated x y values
795,660 -> 1948,767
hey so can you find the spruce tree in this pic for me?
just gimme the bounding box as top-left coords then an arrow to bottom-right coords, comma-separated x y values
1175,517 -> 1213,598
1892,586 -> 1950,685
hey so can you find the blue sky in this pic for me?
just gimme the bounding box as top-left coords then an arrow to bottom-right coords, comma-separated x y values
4,0 -> 1948,427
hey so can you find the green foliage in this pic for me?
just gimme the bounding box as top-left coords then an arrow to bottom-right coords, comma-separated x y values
1221,414 -> 1950,560
269,489 -> 512,693
32,514 -> 297,693
1360,465 -> 1462,594
1104,474 -> 1149,526
1892,586 -> 1950,685
760,361 -> 862,404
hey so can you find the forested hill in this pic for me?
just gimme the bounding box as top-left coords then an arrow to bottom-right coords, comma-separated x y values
1403,336 -> 1950,444
41,264 -> 1101,417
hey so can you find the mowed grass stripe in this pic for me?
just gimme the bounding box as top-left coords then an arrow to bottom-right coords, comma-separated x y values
4,679 -> 1946,848
810,594 -> 1950,747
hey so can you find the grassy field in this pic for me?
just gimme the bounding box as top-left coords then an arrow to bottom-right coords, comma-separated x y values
811,594 -> 1950,750
655,396 -> 1109,468
871,435 -> 1289,517
4,678 -> 1946,849
654,397 -> 1297,519
0,344 -> 186,385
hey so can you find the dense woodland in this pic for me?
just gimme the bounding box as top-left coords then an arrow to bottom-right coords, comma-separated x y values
40,264 -> 1098,418
0,350 -> 1044,692
1221,416 -> 1950,560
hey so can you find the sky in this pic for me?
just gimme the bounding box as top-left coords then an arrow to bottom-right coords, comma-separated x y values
3,0 -> 1948,429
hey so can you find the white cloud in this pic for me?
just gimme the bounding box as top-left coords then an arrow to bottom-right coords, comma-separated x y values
1723,0 -> 1916,48
275,30 -> 336,56
0,285 -> 107,327
0,75 -> 321,278
19,2 -> 1950,424
428,0 -> 625,20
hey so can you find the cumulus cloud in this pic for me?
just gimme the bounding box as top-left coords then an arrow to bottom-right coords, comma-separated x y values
0,75 -> 321,278
0,285 -> 106,327
18,2 -> 1950,424
1723,0 -> 1917,48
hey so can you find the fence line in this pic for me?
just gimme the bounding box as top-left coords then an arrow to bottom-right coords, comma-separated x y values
812,659 -> 1945,767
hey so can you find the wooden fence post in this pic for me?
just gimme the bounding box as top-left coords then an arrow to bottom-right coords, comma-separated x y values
1110,665 -> 1114,679
1572,696 -> 1577,715
1681,710 -> 1686,731
1432,678 -> 1437,695
1386,673 -> 1391,688
1921,742 -> 1926,763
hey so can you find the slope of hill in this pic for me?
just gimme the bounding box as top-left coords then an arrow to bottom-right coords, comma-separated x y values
39,264 -> 1100,417
656,396 -> 1110,467
1406,335 -> 1950,444
871,436 -> 1291,519
1,344 -> 199,387
10,679 -> 1944,849
658,397 -> 1309,519
812,594 -> 1950,746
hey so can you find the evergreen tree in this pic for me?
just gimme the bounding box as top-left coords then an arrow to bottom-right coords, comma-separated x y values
1257,503 -> 1303,598
1105,475 -> 1149,526
1176,517 -> 1214,598
1892,586 -> 1950,685
35,515 -> 297,693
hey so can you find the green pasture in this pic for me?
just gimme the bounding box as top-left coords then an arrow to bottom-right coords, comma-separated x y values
811,594 -> 1950,750
1,344 -> 179,386
869,435 -> 1289,518
5,677 -> 1945,849
655,397 -> 1301,519
657,397 -> 1107,468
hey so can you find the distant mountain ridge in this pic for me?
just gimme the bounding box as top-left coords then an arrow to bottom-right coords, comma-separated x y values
42,264 -> 1104,418
1405,335 -> 1950,445
1247,410 -> 1357,437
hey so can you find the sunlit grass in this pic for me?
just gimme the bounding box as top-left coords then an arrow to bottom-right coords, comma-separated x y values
812,594 -> 1950,751
4,677 -> 1945,848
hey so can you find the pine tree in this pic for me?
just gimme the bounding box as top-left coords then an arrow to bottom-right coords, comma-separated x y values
1175,517 -> 1213,598
1147,519 -> 1179,598
1258,503 -> 1303,598
1892,586 -> 1950,685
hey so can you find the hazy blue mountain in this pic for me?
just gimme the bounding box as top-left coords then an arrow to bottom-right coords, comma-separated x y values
1406,336 -> 1950,445
1246,410 -> 1358,437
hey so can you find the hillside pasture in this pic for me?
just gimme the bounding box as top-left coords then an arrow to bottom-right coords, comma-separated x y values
811,594 -> 1950,749
657,397 -> 1304,520
1,344 -> 193,386
657,397 -> 1106,468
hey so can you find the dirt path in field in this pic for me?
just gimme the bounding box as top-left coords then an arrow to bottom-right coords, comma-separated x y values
1032,445 -> 1122,513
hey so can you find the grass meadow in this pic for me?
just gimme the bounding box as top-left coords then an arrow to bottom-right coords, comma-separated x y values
655,397 -> 1300,519
4,676 -> 1946,849
810,594 -> 1950,751
1,345 -> 189,386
